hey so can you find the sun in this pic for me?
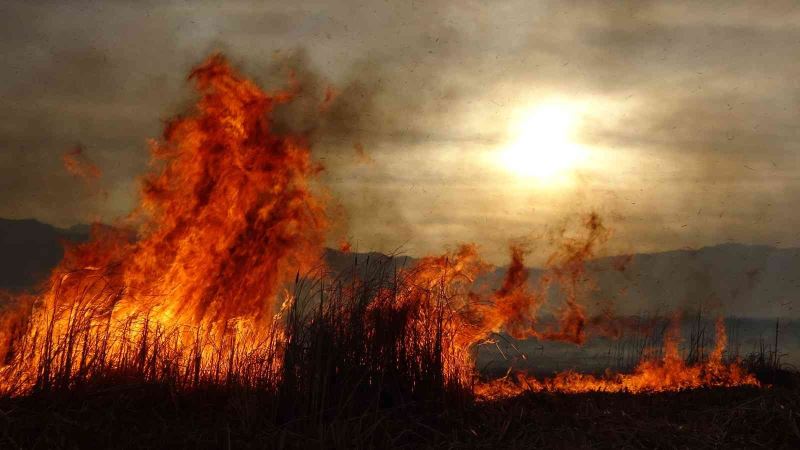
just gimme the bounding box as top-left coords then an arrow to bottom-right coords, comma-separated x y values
499,102 -> 585,182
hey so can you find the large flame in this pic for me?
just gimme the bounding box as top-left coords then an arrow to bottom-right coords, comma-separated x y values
0,55 -> 326,393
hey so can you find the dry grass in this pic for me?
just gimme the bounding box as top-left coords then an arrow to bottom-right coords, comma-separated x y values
1,254 -> 798,448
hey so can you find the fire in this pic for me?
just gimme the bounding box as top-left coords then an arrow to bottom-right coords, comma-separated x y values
475,317 -> 758,398
0,54 -> 326,394
464,213 -> 610,346
62,146 -> 101,183
0,54 -> 759,398
338,238 -> 352,253
388,217 -> 758,397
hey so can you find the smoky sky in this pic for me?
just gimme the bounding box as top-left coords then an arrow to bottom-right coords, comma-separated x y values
1,0 -> 799,263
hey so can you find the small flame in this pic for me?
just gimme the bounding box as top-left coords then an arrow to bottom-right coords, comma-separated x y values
62,146 -> 101,182
338,238 -> 352,253
476,316 -> 758,398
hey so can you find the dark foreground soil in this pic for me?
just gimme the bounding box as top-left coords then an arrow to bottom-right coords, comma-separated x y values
1,384 -> 799,450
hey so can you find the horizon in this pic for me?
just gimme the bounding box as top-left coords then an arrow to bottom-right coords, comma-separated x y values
4,214 -> 800,263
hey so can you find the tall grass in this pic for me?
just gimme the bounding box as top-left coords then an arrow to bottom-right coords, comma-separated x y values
1,253 -> 474,423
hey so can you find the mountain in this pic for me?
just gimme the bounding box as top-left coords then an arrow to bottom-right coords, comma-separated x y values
586,245 -> 800,319
0,218 -> 797,318
0,218 -> 89,291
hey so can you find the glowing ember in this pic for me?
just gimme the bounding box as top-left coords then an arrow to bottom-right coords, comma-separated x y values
62,146 -> 101,183
338,238 -> 352,253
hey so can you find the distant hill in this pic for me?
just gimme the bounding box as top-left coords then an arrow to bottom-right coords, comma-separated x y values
0,218 -> 89,291
594,244 -> 800,318
1,218 -> 797,317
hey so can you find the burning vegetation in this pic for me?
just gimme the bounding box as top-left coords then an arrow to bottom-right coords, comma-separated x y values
0,55 -> 758,405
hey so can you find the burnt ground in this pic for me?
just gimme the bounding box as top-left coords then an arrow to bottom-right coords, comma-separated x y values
0,383 -> 798,449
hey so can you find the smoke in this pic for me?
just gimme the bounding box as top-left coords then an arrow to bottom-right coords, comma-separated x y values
1,0 -> 799,259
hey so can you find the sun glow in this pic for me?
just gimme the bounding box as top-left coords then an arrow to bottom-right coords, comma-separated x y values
500,102 -> 586,183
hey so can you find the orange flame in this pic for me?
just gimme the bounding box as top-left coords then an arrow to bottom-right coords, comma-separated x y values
0,54 -> 327,394
399,216 -> 758,397
476,316 -> 757,398
62,146 -> 101,182
338,238 -> 352,253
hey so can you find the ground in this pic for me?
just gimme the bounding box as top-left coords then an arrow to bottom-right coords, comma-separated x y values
1,383 -> 798,449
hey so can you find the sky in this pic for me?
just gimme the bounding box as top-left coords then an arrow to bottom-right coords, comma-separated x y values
1,0 -> 799,264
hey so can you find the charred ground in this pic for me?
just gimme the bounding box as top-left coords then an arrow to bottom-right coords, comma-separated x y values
0,381 -> 798,448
